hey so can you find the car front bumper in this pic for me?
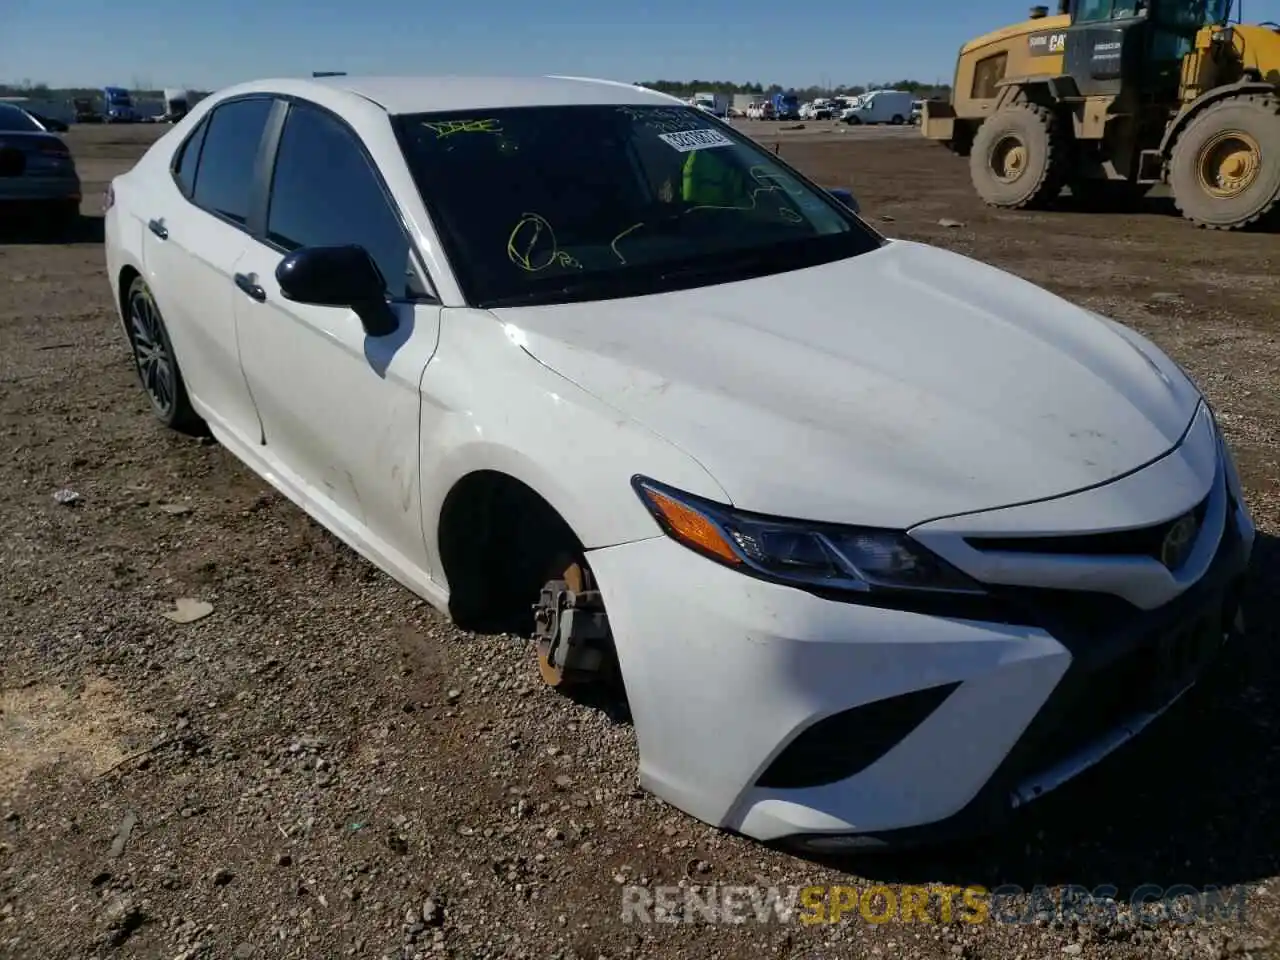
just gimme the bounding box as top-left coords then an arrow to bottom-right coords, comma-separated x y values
586,415 -> 1254,848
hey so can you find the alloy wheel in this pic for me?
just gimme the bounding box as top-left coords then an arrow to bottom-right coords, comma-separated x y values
129,291 -> 175,416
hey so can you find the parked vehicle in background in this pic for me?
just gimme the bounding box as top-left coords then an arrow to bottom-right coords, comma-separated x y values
770,91 -> 800,120
0,102 -> 81,234
911,99 -> 923,124
693,92 -> 729,117
842,89 -> 914,125
746,100 -> 775,120
803,99 -> 838,120
74,98 -> 103,123
103,86 -> 139,123
162,89 -> 193,123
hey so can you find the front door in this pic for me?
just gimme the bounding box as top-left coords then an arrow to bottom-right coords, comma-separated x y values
232,99 -> 441,579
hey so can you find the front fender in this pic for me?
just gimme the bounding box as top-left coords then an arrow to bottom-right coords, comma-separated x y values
417,308 -> 729,580
1159,80 -> 1278,156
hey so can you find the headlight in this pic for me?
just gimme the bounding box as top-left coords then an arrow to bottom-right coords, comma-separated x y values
632,476 -> 983,595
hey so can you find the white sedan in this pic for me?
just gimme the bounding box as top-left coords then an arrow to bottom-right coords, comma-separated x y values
104,74 -> 1255,851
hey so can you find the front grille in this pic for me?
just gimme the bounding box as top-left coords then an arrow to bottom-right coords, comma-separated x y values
791,492 -> 1232,640
987,497 -> 1234,652
965,492 -> 1211,561
994,509 -> 1244,780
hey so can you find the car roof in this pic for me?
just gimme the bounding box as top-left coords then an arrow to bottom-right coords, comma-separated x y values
213,75 -> 685,116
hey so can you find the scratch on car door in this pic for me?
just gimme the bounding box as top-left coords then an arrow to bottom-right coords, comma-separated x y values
391,461 -> 415,514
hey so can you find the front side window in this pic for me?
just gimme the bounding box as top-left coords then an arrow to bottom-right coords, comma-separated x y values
1152,0 -> 1229,28
1075,0 -> 1160,19
392,104 -> 880,308
265,102 -> 421,299
191,97 -> 273,226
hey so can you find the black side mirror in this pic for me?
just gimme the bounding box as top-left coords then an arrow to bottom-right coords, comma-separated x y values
827,187 -> 860,215
276,244 -> 398,337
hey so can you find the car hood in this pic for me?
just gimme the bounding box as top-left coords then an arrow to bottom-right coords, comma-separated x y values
492,239 -> 1202,529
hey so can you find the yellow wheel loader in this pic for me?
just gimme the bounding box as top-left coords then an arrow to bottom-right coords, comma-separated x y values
920,0 -> 1280,229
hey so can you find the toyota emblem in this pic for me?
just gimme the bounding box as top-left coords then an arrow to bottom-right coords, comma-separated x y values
1160,512 -> 1199,570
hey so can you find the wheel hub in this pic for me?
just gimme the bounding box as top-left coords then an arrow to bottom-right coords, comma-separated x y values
991,135 -> 1028,183
532,561 -> 611,688
1196,130 -> 1261,199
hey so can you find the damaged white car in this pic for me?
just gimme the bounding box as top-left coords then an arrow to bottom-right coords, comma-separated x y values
103,74 -> 1255,850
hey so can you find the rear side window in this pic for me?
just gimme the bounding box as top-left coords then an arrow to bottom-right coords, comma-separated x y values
191,98 -> 273,225
172,118 -> 209,196
0,104 -> 42,132
266,101 -> 420,299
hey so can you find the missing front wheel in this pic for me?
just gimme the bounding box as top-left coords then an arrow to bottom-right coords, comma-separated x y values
532,562 -> 615,689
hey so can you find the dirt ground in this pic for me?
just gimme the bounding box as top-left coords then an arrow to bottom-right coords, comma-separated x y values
2,121 -> 1278,960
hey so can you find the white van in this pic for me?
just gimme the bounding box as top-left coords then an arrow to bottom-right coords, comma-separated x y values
841,90 -> 914,125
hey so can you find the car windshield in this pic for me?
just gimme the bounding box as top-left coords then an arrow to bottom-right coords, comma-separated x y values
392,104 -> 881,308
0,105 -> 43,133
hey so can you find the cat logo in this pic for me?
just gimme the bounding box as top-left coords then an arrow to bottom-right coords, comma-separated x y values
1028,30 -> 1068,55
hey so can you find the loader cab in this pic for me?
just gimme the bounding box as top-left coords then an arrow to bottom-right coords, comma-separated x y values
1060,0 -> 1230,98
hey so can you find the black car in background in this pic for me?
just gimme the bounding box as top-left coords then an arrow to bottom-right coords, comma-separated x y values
0,103 -> 81,235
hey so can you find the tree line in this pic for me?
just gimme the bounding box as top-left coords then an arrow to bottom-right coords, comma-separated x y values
1,82 -> 210,100
4,78 -> 952,104
638,79 -> 952,100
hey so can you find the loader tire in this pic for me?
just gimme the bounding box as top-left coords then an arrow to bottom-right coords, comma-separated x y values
1169,94 -> 1280,230
969,103 -> 1067,209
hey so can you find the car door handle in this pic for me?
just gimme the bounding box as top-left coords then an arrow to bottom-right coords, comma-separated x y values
234,273 -> 266,302
147,218 -> 168,240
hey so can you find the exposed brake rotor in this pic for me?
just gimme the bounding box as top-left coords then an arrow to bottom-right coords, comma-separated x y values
533,558 -> 612,688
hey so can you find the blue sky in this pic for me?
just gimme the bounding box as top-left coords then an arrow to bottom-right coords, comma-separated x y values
5,0 -> 1280,91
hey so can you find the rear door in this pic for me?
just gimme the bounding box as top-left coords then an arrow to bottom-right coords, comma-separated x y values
141,96 -> 274,446
231,98 -> 441,575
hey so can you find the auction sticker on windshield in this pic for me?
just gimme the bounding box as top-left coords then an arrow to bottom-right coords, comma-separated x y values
658,129 -> 734,152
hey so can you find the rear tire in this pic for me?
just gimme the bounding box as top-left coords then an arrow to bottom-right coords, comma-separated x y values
1168,94 -> 1280,230
969,103 -> 1067,209
124,276 -> 204,435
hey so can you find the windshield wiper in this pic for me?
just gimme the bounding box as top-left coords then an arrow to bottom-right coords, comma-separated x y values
480,274 -> 636,308
656,251 -> 775,284
481,286 -> 582,308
